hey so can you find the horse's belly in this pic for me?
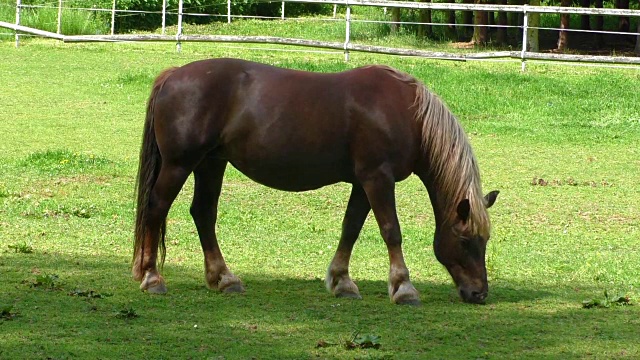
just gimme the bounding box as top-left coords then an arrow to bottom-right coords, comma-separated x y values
218,123 -> 353,191
228,158 -> 351,192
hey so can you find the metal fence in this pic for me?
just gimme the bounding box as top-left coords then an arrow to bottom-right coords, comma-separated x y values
2,0 -> 640,70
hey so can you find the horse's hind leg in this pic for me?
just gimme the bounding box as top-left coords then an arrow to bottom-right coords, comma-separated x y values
191,157 -> 244,293
326,184 -> 370,299
138,163 -> 192,293
360,171 -> 420,305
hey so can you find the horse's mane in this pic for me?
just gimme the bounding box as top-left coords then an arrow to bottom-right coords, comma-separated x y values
375,66 -> 490,235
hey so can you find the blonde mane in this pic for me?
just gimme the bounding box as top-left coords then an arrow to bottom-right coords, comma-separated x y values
377,66 -> 490,236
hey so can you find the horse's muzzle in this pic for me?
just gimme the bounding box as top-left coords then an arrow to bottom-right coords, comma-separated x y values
459,288 -> 488,304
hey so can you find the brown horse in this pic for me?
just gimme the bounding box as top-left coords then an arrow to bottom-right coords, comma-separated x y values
132,58 -> 499,305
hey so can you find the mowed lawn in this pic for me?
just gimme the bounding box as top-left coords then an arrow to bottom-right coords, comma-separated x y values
1,40 -> 639,359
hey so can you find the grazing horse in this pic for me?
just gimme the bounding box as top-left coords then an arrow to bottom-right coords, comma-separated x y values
132,58 -> 499,305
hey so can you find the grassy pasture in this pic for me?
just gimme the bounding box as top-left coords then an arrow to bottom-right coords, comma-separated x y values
1,40 -> 640,359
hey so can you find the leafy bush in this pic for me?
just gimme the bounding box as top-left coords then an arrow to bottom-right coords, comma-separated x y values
2,0 -> 111,35
113,0 -> 332,32
1,0 -> 331,33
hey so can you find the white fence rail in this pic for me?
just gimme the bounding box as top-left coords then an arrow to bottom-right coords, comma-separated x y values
3,0 -> 640,69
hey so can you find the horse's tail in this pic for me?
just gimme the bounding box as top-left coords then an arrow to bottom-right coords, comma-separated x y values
132,67 -> 177,281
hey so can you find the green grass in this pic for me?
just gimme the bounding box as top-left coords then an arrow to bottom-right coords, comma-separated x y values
1,40 -> 639,359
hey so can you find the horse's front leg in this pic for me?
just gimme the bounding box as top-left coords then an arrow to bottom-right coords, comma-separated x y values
361,173 -> 420,305
326,184 -> 371,299
191,159 -> 244,293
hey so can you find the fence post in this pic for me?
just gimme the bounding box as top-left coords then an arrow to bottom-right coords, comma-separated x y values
227,0 -> 231,24
162,0 -> 167,34
281,2 -> 285,20
57,0 -> 62,34
177,0 -> 183,52
344,4 -> 351,61
111,0 -> 116,35
521,5 -> 529,72
15,0 -> 21,47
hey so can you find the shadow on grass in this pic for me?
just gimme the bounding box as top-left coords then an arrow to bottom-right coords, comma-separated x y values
2,252 -> 639,359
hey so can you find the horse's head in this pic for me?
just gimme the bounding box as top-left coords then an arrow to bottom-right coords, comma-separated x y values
434,190 -> 499,304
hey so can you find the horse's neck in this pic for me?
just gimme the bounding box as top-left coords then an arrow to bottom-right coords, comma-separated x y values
418,172 -> 454,230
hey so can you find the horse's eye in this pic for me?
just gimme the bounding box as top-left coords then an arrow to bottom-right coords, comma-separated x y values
460,237 -> 482,259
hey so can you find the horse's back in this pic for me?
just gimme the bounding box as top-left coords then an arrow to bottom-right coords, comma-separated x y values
152,59 -> 422,190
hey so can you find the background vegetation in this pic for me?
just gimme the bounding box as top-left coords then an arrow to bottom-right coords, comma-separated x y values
1,0 -> 638,49
1,36 -> 639,359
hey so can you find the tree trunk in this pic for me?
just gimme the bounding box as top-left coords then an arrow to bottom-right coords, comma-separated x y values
508,0 -> 522,27
473,0 -> 488,45
446,10 -> 457,40
580,0 -> 590,30
391,8 -> 401,33
557,0 -> 571,52
508,0 -> 523,41
528,0 -> 540,52
463,0 -> 474,39
594,0 -> 603,48
635,20 -> 640,55
418,0 -> 432,39
616,0 -> 630,32
496,0 -> 508,45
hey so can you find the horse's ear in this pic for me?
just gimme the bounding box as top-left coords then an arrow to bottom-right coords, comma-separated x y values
456,199 -> 470,222
484,190 -> 499,209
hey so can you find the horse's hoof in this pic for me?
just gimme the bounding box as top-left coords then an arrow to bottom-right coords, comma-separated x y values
327,274 -> 361,300
394,297 -> 421,306
140,271 -> 167,294
146,282 -> 168,294
217,272 -> 245,293
222,283 -> 245,294
390,282 -> 420,305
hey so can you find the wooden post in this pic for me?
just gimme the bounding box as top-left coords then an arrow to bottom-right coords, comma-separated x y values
635,19 -> 640,55
527,0 -> 539,52
344,6 -> 351,61
111,0 -> 116,35
521,6 -> 528,71
177,0 -> 183,52
57,0 -> 62,34
15,0 -> 20,47
227,0 -> 231,24
281,2 -> 285,20
162,0 -> 167,35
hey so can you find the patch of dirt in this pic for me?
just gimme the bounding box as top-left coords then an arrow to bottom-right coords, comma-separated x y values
451,41 -> 476,49
531,177 -> 612,187
538,30 -> 638,56
448,27 -> 639,56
